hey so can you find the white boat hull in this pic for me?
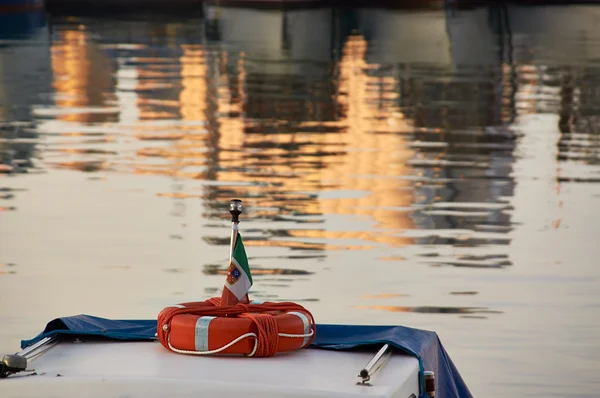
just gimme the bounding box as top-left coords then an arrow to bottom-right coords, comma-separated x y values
3,341 -> 420,398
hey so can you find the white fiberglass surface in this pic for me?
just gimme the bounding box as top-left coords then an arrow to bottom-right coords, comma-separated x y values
3,342 -> 420,398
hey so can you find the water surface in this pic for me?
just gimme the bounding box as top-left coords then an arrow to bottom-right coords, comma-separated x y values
1,5 -> 600,397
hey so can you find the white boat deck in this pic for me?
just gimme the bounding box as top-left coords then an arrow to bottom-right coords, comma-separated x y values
3,341 -> 420,398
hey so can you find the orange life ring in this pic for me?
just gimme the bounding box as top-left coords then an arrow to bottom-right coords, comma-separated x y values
157,298 -> 316,357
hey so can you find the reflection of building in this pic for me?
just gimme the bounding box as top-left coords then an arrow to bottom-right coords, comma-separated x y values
357,7 -> 513,131
204,7 -> 340,122
36,8 -> 592,251
519,6 -> 600,176
502,4 -> 600,135
356,8 -> 452,67
180,44 -> 208,122
40,23 -> 121,173
354,7 -> 517,237
0,11 -> 50,122
200,7 -> 419,248
50,27 -> 118,124
484,4 -> 600,186
506,5 -> 600,67
0,10 -> 51,173
300,34 -> 415,246
200,6 -> 341,224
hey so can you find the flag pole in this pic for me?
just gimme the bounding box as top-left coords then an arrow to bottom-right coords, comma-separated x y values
228,198 -> 242,263
223,199 -> 249,304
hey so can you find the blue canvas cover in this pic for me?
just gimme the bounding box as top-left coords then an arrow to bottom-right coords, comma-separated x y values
21,315 -> 472,398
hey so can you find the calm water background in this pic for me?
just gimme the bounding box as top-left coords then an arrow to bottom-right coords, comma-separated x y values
1,4 -> 600,397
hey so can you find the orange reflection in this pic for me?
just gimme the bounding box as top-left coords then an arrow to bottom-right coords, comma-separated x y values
379,256 -> 406,261
50,28 -> 117,124
210,34 -> 415,248
135,56 -> 179,121
204,267 -> 313,276
180,44 -> 207,121
156,192 -> 202,199
354,305 -> 499,315
49,160 -> 108,172
243,239 -> 373,251
0,262 -> 17,274
47,26 -> 418,250
311,35 -> 414,244
132,43 -> 212,178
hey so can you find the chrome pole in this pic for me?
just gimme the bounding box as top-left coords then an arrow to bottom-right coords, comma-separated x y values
20,335 -> 59,360
221,199 -> 247,306
18,336 -> 54,358
228,199 -> 242,265
358,343 -> 392,384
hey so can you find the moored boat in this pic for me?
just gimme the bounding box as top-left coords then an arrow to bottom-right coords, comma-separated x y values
1,200 -> 472,398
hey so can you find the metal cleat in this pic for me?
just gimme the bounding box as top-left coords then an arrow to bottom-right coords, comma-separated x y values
0,354 -> 27,378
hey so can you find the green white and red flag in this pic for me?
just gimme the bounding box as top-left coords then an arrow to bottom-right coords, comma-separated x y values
220,233 -> 252,306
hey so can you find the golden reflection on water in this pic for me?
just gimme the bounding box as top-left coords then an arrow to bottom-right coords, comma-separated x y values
180,45 -> 208,121
45,23 -> 423,249
201,34 -> 417,247
20,10 -> 526,257
50,28 -> 117,124
3,8 -> 600,398
7,6 -> 600,285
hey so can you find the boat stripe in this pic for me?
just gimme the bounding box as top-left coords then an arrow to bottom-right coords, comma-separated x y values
250,300 -> 264,305
288,311 -> 311,347
195,316 -> 216,351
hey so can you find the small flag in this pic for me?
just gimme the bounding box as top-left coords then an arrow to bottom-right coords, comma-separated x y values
221,233 -> 252,306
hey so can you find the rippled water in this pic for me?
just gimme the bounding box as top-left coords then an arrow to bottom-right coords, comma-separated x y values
1,5 -> 600,397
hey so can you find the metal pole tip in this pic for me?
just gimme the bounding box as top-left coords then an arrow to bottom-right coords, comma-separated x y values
229,199 -> 242,213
